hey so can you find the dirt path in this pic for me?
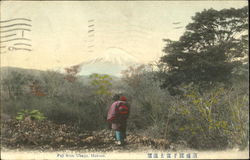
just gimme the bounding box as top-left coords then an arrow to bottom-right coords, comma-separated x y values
1,120 -> 249,159
1,119 -> 172,152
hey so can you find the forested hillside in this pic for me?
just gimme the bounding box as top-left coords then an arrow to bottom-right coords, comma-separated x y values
1,6 -> 249,151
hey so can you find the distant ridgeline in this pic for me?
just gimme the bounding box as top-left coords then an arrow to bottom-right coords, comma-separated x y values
51,48 -> 143,77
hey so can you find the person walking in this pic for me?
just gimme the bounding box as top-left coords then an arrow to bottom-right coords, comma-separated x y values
107,96 -> 130,145
106,94 -> 120,130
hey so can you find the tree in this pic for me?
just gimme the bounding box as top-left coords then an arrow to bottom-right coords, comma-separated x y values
64,65 -> 80,83
89,73 -> 113,124
90,73 -> 113,96
2,71 -> 34,99
159,6 -> 248,94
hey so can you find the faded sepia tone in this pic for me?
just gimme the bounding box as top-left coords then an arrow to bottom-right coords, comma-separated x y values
1,0 -> 249,160
0,1 -> 247,69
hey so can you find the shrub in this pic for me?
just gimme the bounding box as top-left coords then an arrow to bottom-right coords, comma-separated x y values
169,85 -> 249,149
16,109 -> 46,121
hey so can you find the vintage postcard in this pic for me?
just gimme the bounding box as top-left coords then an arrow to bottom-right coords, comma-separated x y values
0,0 -> 249,159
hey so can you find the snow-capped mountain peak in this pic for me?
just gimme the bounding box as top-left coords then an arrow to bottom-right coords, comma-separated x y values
78,48 -> 141,76
85,48 -> 139,66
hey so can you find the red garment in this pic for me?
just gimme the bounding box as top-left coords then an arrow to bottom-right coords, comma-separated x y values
107,100 -> 129,131
107,101 -> 119,122
120,96 -> 127,101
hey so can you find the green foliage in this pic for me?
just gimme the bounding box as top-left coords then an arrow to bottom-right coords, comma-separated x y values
172,86 -> 249,149
1,70 -> 107,130
1,5 -> 249,152
121,63 -> 248,149
16,109 -> 46,121
1,55 -> 248,150
122,65 -> 173,137
90,74 -> 113,96
1,71 -> 34,98
159,6 -> 248,94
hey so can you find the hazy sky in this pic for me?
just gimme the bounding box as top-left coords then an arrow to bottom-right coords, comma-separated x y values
0,1 -> 247,70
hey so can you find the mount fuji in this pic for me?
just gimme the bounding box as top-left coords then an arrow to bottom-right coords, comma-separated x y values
78,48 -> 142,76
